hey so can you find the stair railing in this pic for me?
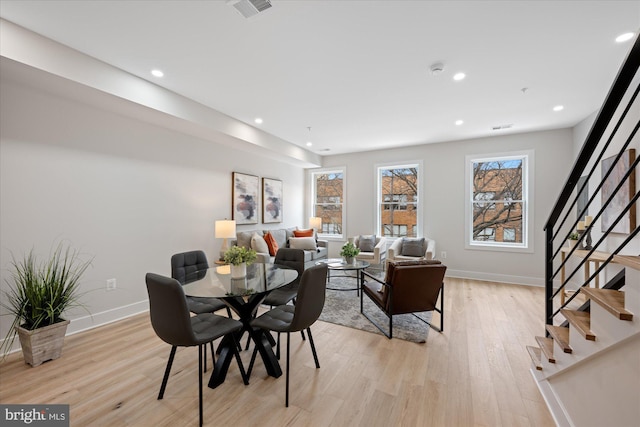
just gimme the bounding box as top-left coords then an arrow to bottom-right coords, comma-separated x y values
544,35 -> 640,327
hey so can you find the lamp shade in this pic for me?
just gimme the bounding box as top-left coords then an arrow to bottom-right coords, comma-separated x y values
215,220 -> 236,238
309,216 -> 322,231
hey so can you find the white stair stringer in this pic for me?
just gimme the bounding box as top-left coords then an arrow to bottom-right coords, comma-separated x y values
531,268 -> 640,427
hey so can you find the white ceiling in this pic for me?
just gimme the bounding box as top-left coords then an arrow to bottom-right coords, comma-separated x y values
1,1 -> 638,155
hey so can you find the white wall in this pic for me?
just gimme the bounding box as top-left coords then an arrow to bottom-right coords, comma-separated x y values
320,129 -> 574,285
0,71 -> 306,344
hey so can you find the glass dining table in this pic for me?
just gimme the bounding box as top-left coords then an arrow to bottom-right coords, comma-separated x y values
182,262 -> 298,389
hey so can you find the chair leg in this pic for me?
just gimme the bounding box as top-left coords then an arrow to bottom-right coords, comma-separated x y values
285,332 -> 290,407
276,333 -> 280,359
158,346 -> 177,400
307,327 -> 320,369
198,344 -> 203,427
226,306 -> 233,318
204,344 -> 207,373
300,330 -> 306,341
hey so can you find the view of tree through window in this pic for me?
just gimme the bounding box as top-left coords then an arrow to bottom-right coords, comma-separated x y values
379,166 -> 419,237
312,170 -> 344,236
471,157 -> 525,244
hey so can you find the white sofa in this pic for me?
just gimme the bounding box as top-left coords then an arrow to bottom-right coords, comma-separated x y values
348,235 -> 387,267
387,236 -> 436,265
231,227 -> 328,269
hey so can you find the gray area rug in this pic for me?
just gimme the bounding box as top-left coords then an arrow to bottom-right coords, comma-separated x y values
318,271 -> 431,343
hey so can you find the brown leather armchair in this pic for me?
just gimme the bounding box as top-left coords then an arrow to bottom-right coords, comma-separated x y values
360,260 -> 446,338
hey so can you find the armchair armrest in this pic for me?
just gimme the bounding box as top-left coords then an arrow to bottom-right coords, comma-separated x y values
361,270 -> 390,293
424,238 -> 436,260
387,238 -> 402,260
373,237 -> 387,262
317,239 -> 328,248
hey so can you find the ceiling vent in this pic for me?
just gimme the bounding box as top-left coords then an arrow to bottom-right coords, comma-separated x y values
228,0 -> 272,18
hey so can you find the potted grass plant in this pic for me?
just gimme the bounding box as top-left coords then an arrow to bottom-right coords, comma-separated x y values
0,243 -> 91,366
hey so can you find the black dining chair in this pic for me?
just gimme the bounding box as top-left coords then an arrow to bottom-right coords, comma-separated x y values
146,273 -> 248,427
262,248 -> 305,306
257,248 -> 306,354
248,263 -> 328,407
171,250 -> 232,318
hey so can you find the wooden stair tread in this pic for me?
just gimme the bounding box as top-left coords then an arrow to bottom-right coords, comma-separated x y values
580,288 -> 633,320
535,336 -> 555,363
560,309 -> 596,341
526,346 -> 543,370
546,325 -> 573,354
613,254 -> 640,270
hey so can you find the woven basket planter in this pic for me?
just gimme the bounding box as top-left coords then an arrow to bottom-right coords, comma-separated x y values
15,319 -> 70,367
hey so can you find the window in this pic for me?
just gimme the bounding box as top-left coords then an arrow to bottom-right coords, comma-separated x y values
466,151 -> 533,251
311,168 -> 345,238
377,163 -> 420,238
503,228 -> 516,242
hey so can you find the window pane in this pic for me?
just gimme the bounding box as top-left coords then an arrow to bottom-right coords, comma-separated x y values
313,170 -> 344,236
471,157 -> 524,245
379,166 -> 418,237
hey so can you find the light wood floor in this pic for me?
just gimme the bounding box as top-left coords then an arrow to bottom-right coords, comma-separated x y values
0,277 -> 554,426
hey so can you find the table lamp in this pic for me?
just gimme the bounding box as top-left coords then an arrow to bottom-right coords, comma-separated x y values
215,219 -> 236,261
309,216 -> 322,232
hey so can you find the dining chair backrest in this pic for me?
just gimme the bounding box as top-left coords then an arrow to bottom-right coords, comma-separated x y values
287,264 -> 328,332
171,250 -> 209,285
274,248 -> 305,285
146,272 -> 197,347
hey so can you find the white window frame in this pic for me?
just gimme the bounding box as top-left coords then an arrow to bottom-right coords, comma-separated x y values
309,167 -> 346,240
465,151 -> 534,252
376,160 -> 423,240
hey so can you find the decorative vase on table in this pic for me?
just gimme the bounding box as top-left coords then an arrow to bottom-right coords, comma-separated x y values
230,262 -> 247,278
344,257 -> 354,265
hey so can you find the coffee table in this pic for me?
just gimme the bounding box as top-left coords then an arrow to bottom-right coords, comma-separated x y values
317,258 -> 370,295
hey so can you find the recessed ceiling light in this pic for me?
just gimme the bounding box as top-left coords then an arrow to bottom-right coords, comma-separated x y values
553,105 -> 564,112
616,32 -> 635,43
254,118 -> 263,124
453,72 -> 466,81
151,69 -> 164,78
306,142 -> 313,147
455,120 -> 464,126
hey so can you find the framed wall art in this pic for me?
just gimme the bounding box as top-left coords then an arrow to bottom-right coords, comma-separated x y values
232,172 -> 259,225
576,175 -> 588,221
601,149 -> 636,234
262,177 -> 283,223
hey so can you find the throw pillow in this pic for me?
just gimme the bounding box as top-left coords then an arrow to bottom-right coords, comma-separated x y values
236,230 -> 255,249
251,232 -> 270,254
289,237 -> 317,250
293,228 -> 314,238
358,235 -> 376,252
263,232 -> 279,256
401,237 -> 425,257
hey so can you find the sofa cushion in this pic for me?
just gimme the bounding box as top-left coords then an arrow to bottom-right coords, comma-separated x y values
401,237 -> 425,257
251,232 -> 270,254
266,229 -> 287,250
237,230 -> 260,249
293,228 -> 314,237
358,234 -> 376,252
289,237 -> 317,250
263,232 -> 279,256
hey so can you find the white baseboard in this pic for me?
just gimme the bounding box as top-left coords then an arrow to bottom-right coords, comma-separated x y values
1,299 -> 149,355
529,368 -> 572,427
447,269 -> 544,287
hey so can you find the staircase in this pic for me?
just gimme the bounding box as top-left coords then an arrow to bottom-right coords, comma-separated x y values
527,36 -> 640,426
